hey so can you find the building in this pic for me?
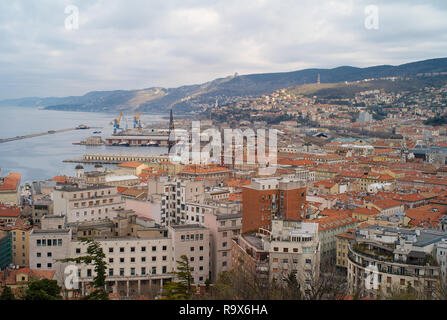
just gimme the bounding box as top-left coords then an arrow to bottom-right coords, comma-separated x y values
0,267 -> 56,298
169,224 -> 210,284
53,184 -> 125,223
9,223 -> 33,267
0,172 -> 21,206
232,219 -> 320,295
347,225 -> 447,298
242,178 -> 307,233
147,177 -> 204,226
311,213 -> 359,259
0,204 -> 21,226
335,229 -> 355,269
201,201 -> 242,282
0,231 -> 12,270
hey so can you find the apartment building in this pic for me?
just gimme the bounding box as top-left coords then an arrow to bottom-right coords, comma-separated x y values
242,178 -> 307,233
169,224 -> 210,285
148,177 -> 204,226
9,224 -> 33,267
232,219 -> 320,295
347,225 -> 447,298
28,216 -> 72,283
53,184 -> 124,223
264,220 -> 320,288
335,229 -> 355,269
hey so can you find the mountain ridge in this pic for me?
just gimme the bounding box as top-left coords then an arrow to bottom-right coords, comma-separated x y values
1,57 -> 447,114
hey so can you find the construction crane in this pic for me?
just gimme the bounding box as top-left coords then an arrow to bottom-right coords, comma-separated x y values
113,112 -> 124,134
133,111 -> 142,129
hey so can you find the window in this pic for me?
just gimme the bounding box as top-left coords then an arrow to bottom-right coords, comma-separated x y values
87,269 -> 92,277
305,259 -> 311,264
273,247 -> 279,252
199,246 -> 203,251
283,248 -> 288,253
152,246 -> 157,251
76,248 -> 81,254
222,242 -> 227,247
162,266 -> 167,274
58,239 -> 62,246
120,258 -> 125,263
141,257 -> 146,262
141,267 -> 146,275
141,247 -> 146,252
130,268 -> 135,276
109,258 -> 114,263
162,245 -> 167,251
36,252 -> 41,257
37,239 -> 41,246
109,248 -> 114,253
152,256 -> 157,262
190,247 -> 195,252
37,263 -> 41,268
120,268 -> 124,276
130,257 -> 135,263
47,252 -> 52,257
47,263 -> 52,268
152,267 -> 156,275
120,247 -> 124,253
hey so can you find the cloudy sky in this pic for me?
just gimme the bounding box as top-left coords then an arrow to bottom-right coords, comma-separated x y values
1,0 -> 447,99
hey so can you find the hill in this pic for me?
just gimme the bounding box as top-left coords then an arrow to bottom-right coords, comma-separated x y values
1,57 -> 447,114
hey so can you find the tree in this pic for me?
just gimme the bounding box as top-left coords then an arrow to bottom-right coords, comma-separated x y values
23,279 -> 62,300
0,286 -> 15,300
58,238 -> 108,300
162,255 -> 194,300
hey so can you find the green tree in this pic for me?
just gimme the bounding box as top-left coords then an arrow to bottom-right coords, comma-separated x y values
23,279 -> 62,300
0,286 -> 15,300
58,238 -> 108,300
162,255 -> 194,300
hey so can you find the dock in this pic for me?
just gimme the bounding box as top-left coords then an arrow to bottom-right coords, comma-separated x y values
0,126 -> 102,144
63,153 -> 171,164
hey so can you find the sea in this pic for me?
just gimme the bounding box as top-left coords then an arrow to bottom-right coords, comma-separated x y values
0,107 -> 167,184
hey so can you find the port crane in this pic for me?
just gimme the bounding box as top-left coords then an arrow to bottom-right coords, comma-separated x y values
112,112 -> 124,134
133,111 -> 143,129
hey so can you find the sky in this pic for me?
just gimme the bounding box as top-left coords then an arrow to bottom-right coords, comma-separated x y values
1,0 -> 447,100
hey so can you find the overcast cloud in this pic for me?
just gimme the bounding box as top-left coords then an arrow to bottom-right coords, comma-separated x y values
1,0 -> 447,99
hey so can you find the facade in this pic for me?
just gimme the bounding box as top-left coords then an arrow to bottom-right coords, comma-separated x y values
335,229 -> 355,269
53,184 -> 125,223
232,219 -> 321,295
202,202 -> 242,282
10,224 -> 33,267
347,225 -> 447,298
148,177 -> 204,226
28,216 -> 72,283
169,224 -> 210,285
242,178 -> 307,233
0,231 -> 12,270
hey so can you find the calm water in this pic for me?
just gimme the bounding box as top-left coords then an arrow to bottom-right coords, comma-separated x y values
0,107 -> 166,184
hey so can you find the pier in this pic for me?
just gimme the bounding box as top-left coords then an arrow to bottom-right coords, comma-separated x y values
63,153 -> 171,164
0,126 -> 101,144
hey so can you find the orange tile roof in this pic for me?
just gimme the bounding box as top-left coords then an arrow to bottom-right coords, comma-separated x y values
0,172 -> 21,191
117,161 -> 144,168
371,199 -> 404,210
0,204 -> 21,218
